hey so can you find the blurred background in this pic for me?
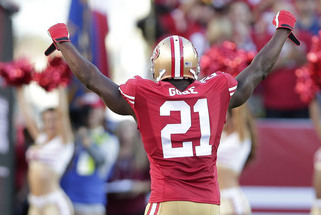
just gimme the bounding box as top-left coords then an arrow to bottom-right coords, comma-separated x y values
1,0 -> 321,214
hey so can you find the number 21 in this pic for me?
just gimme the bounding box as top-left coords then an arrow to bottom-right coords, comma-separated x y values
160,99 -> 212,159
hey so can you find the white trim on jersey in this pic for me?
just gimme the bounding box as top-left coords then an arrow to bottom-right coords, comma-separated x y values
189,69 -> 198,80
149,203 -> 158,215
173,35 -> 181,77
157,69 -> 166,81
229,85 -> 237,96
229,86 -> 237,91
275,11 -> 280,28
119,88 -> 135,104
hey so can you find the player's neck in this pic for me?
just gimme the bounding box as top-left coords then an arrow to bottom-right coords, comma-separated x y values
163,78 -> 194,91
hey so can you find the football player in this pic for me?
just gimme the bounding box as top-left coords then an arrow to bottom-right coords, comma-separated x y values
45,10 -> 299,215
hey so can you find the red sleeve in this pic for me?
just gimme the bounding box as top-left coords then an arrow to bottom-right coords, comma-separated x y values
222,72 -> 238,97
119,76 -> 141,109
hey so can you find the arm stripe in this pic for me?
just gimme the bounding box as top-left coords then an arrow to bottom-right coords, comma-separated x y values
119,87 -> 135,100
229,86 -> 237,91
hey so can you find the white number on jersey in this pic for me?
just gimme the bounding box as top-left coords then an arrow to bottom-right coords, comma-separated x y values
160,99 -> 212,158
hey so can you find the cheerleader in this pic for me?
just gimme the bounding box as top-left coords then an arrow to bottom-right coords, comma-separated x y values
309,94 -> 321,215
17,86 -> 74,215
217,103 -> 257,215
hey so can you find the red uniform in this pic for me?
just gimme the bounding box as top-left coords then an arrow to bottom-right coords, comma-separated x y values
119,72 -> 237,205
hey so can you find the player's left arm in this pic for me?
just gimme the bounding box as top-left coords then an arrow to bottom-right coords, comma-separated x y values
229,10 -> 299,109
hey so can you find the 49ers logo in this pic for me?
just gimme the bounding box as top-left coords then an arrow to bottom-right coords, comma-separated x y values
151,45 -> 160,61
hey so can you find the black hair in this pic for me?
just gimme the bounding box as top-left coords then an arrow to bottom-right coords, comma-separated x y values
69,105 -> 91,130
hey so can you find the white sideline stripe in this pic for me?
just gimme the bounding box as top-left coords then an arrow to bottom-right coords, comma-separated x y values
149,203 -> 157,215
253,213 -> 309,215
229,86 -> 237,91
230,92 -> 235,96
242,186 -> 314,209
119,88 -> 135,100
173,35 -> 181,77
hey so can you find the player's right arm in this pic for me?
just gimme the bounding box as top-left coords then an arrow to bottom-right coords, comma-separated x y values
58,42 -> 134,117
229,10 -> 299,109
45,24 -> 135,117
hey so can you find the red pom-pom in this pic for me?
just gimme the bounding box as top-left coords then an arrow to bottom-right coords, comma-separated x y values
33,56 -> 72,92
295,30 -> 321,104
200,41 -> 256,78
295,66 -> 319,104
0,58 -> 34,87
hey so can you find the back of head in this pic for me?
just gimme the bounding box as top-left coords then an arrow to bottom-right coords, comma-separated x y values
150,35 -> 200,81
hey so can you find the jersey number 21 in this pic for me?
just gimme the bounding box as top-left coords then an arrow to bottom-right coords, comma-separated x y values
160,99 -> 212,158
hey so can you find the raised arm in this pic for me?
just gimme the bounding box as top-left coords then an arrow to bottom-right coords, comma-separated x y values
45,24 -> 135,118
229,10 -> 299,109
57,87 -> 74,144
309,97 -> 321,141
16,87 -> 40,140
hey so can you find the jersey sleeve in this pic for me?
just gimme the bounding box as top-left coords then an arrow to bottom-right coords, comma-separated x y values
222,72 -> 238,97
118,76 -> 141,109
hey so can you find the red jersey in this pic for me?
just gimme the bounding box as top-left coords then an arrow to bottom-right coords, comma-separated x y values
119,72 -> 237,204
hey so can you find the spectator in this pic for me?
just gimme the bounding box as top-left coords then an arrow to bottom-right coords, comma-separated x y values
106,120 -> 150,215
60,92 -> 119,215
294,0 -> 321,36
228,1 -> 257,52
178,0 -> 215,56
137,0 -> 181,45
206,13 -> 232,46
138,0 -> 214,55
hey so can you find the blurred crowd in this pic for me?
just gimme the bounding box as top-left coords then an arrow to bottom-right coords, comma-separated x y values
138,0 -> 321,118
11,0 -> 321,215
